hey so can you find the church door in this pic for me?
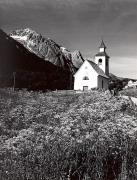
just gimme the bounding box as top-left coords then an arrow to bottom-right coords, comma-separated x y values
83,86 -> 88,91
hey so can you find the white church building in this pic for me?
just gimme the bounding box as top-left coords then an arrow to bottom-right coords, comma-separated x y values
74,41 -> 110,91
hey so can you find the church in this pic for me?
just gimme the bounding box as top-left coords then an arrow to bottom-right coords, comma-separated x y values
74,41 -> 110,91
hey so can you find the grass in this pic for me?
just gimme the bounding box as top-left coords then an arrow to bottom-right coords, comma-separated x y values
0,88 -> 137,180
121,88 -> 137,98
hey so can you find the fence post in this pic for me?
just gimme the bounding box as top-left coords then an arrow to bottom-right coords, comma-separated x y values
13,72 -> 16,91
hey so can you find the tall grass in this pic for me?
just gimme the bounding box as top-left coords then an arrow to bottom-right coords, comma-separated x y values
0,88 -> 137,180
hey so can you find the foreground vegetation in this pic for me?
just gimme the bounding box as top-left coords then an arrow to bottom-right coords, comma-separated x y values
0,89 -> 137,180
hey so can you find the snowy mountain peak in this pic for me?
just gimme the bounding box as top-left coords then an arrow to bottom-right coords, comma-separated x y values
60,46 -> 68,51
10,28 -> 84,72
72,50 -> 82,56
10,28 -> 37,37
23,28 -> 34,33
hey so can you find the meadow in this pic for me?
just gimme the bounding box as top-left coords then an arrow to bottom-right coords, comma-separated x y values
121,88 -> 137,98
0,88 -> 137,180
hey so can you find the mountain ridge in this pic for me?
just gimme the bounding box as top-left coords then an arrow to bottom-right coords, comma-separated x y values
0,29 -> 71,90
109,73 -> 137,82
10,28 -> 84,73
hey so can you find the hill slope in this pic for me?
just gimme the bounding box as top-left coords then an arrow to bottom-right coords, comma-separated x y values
109,73 -> 137,89
0,29 -> 71,90
10,28 -> 84,73
109,73 -> 136,82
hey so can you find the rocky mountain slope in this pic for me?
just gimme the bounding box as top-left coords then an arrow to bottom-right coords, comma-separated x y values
60,47 -> 84,68
0,29 -> 71,90
10,28 -> 84,73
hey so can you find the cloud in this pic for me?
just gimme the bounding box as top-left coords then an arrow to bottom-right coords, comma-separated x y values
0,0 -> 24,6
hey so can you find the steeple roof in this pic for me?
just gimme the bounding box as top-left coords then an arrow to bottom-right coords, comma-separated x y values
99,40 -> 106,49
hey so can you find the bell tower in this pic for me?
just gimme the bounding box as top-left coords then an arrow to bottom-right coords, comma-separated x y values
95,40 -> 109,76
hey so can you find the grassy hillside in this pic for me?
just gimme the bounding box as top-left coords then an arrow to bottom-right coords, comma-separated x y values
0,89 -> 137,180
121,88 -> 137,98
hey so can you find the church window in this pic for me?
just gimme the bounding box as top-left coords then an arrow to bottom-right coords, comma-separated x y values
99,59 -> 102,65
83,76 -> 89,80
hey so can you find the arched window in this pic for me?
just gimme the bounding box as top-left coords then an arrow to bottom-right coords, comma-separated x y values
83,76 -> 89,80
98,59 -> 102,65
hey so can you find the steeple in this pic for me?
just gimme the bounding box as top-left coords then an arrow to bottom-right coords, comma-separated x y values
95,40 -> 110,76
99,40 -> 106,53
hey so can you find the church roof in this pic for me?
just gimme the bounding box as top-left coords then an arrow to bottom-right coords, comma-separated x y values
99,40 -> 106,49
87,60 -> 109,79
95,51 -> 110,58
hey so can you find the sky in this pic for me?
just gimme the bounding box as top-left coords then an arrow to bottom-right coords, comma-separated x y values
0,0 -> 137,79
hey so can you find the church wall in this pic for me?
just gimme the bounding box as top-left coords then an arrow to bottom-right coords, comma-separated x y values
100,48 -> 105,52
95,56 -> 106,73
105,59 -> 109,76
74,61 -> 98,91
98,76 -> 109,90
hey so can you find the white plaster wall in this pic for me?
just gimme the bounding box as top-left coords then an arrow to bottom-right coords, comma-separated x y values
74,61 -> 98,90
95,56 -> 106,74
100,48 -> 105,52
